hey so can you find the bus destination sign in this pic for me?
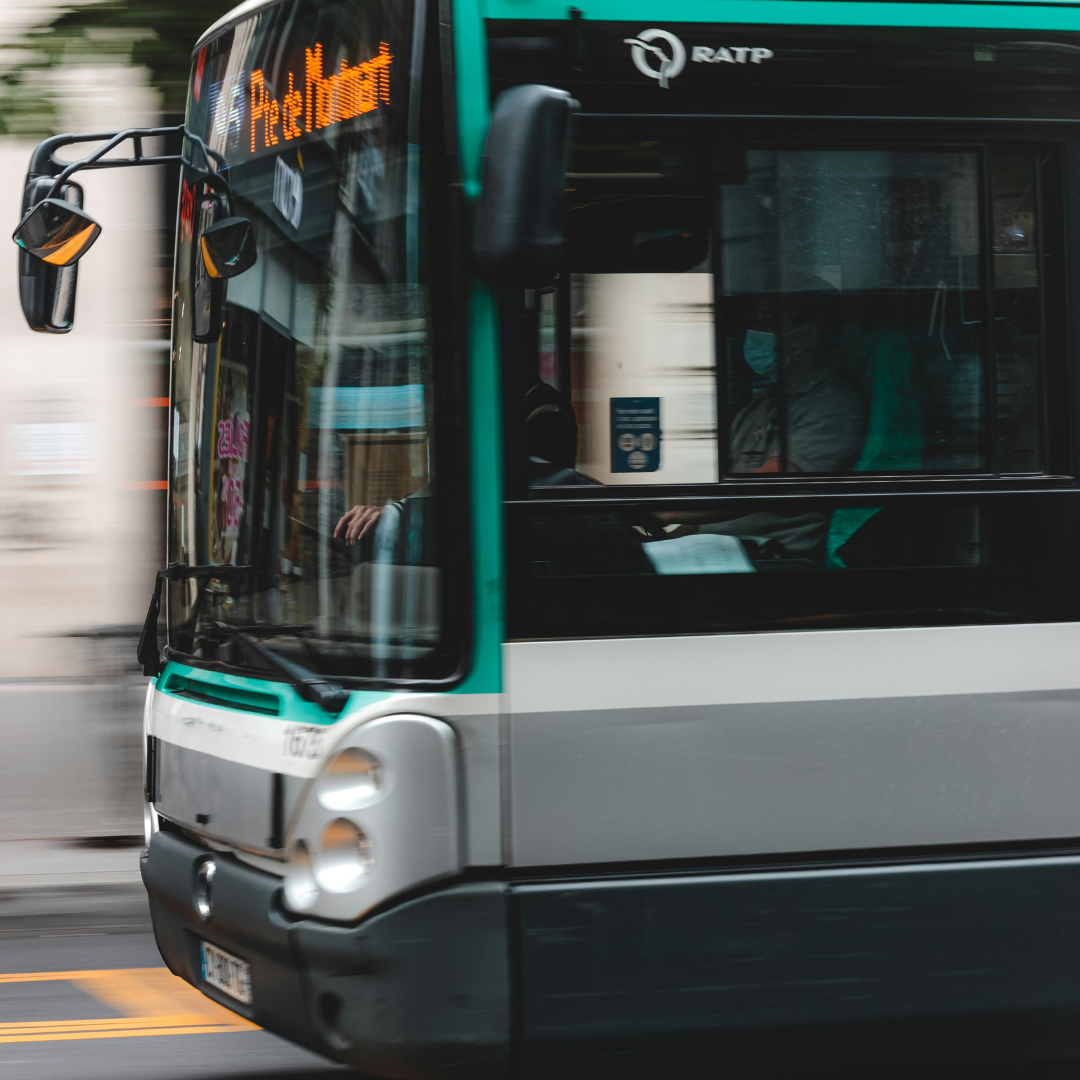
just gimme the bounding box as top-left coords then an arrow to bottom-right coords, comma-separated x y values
200,40 -> 393,162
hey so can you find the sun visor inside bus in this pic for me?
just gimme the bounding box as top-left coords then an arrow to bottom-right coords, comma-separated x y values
473,83 -> 579,288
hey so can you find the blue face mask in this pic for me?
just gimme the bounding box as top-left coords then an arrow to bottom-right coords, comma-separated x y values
742,329 -> 777,380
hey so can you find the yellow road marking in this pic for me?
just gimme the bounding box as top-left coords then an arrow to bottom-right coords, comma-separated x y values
0,971 -> 124,983
0,1025 -> 247,1044
0,967 -> 258,1043
1,1017 -> 210,1031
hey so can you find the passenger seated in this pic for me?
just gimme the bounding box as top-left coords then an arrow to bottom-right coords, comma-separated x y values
675,283 -> 866,561
728,289 -> 865,476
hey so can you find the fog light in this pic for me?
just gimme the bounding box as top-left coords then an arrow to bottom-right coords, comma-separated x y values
316,748 -> 382,812
314,819 -> 372,894
283,840 -> 318,911
195,859 -> 215,921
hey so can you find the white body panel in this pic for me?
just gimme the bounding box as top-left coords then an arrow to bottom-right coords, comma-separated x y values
503,623 -> 1080,866
147,686 -> 497,777
149,622 -> 1080,887
505,622 -> 1080,713
147,687 -> 501,867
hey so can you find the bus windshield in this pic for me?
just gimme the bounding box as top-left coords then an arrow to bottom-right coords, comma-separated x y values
168,0 -> 443,682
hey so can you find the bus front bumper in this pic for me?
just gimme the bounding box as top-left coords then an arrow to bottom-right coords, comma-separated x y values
144,829 -> 1080,1078
140,830 -> 509,1079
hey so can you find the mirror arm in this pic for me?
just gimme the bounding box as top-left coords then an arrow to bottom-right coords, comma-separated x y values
37,125 -> 188,198
28,126 -> 230,199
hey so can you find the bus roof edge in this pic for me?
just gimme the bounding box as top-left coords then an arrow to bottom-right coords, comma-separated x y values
193,0 -> 286,55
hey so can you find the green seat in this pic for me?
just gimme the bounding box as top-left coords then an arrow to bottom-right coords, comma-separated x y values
826,330 -> 923,568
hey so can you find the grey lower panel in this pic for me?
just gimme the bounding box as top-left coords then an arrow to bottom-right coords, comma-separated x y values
154,740 -> 304,852
445,713 -> 502,866
510,690 -> 1080,866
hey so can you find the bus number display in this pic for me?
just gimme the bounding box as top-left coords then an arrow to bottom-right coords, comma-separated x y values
284,724 -> 326,760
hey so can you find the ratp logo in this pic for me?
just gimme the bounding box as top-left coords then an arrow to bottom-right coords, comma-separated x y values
625,29 -> 775,88
624,29 -> 686,89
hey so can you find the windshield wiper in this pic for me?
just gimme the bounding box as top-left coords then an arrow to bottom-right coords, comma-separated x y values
209,625 -> 349,715
138,567 -> 349,714
137,564 -> 256,676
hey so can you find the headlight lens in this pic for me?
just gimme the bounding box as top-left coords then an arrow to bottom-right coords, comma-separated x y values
316,748 -> 382,811
283,840 -> 319,911
313,818 -> 373,894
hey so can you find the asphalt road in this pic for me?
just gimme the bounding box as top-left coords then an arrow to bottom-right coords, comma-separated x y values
0,885 -> 349,1080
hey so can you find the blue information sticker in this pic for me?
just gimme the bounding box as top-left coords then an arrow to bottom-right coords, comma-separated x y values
610,397 -> 660,473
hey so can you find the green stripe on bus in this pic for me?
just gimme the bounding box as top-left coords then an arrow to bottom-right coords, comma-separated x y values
156,663 -> 393,724
453,0 -> 506,696
480,0 -> 1080,31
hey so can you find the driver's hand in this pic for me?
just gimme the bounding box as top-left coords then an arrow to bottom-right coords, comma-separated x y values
335,505 -> 383,546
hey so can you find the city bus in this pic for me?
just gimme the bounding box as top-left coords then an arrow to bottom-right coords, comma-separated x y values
15,0 -> 1080,1073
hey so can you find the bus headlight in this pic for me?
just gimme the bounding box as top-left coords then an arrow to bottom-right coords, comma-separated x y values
280,714 -> 459,922
316,748 -> 382,811
283,840 -> 318,912
314,819 -> 373,893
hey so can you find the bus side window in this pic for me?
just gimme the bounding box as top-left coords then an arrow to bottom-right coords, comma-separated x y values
507,138 -> 1065,638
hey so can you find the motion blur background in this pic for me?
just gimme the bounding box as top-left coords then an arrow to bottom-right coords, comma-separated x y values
0,0 -> 231,848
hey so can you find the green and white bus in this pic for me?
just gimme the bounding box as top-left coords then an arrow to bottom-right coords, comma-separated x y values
17,0 -> 1080,1072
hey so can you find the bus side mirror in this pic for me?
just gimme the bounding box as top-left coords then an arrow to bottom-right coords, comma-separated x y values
191,191 -> 229,344
13,180 -> 90,333
200,217 -> 256,279
473,84 -> 579,288
13,198 -> 101,266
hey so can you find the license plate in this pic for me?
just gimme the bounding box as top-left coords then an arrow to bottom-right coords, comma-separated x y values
200,940 -> 252,1005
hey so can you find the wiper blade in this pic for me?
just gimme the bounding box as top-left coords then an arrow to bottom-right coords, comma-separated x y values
139,567 -> 350,713
214,624 -> 349,715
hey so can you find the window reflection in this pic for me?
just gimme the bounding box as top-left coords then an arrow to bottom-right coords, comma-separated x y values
167,0 -> 442,680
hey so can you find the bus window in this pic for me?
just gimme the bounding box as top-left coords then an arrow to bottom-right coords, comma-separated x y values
167,0 -> 454,683
563,140 -> 715,486
507,136 -> 1069,637
721,148 -> 987,476
992,145 -> 1044,473
553,140 -> 1046,490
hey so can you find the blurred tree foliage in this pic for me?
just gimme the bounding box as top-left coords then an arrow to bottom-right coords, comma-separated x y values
0,0 -> 237,135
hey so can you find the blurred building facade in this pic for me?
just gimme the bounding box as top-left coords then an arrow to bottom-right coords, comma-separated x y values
0,46 -> 170,839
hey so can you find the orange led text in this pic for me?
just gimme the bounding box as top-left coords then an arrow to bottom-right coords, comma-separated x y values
251,42 -> 392,152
